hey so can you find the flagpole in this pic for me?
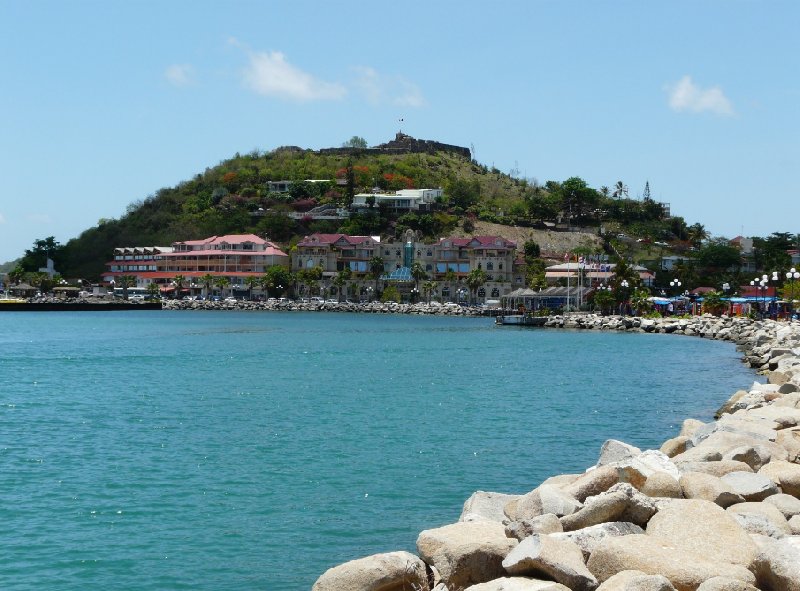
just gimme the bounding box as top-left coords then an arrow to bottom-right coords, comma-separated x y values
566,254 -> 570,314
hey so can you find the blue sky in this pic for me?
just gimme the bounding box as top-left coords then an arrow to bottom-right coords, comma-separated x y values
1,0 -> 798,263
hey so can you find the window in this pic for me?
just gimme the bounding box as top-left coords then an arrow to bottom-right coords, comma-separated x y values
425,264 -> 432,272
491,288 -> 500,297
426,250 -> 432,257
486,262 -> 494,270
478,288 -> 486,297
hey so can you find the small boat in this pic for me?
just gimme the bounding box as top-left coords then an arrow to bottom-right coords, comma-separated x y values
495,313 -> 546,326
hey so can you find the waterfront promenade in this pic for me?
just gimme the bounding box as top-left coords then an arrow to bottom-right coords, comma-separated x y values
313,314 -> 800,590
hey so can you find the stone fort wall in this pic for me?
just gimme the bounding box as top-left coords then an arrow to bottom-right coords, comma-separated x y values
318,133 -> 471,160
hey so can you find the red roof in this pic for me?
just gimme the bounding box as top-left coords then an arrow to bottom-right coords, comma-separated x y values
162,247 -> 287,257
297,233 -> 378,247
174,234 -> 274,247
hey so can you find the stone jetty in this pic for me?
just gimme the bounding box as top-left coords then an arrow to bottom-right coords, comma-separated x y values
162,299 -> 489,316
312,314 -> 800,591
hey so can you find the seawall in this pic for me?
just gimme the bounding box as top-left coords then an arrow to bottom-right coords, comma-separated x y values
312,314 -> 800,590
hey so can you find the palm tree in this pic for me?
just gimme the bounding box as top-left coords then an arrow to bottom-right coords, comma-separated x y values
612,181 -> 629,200
466,268 -> 487,305
411,261 -> 427,292
443,268 -> 457,302
369,256 -> 384,299
244,276 -> 260,300
146,282 -> 160,300
214,276 -> 230,298
118,274 -> 136,300
423,280 -> 437,304
8,265 -> 25,285
333,267 -> 351,302
687,223 -> 709,248
200,273 -> 215,299
592,288 -> 615,315
701,290 -> 727,316
172,274 -> 186,299
630,287 -> 653,316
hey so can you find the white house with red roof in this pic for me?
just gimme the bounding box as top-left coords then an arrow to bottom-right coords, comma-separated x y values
104,234 -> 288,295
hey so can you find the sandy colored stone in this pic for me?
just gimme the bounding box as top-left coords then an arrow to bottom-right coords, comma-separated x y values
660,436 -> 690,458
462,491 -> 520,523
722,444 -> 773,471
505,514 -> 563,541
562,466 -> 620,502
679,418 -> 706,438
464,577 -> 571,591
502,534 -> 598,591
673,460 -> 753,477
776,427 -> 800,462
790,514 -> 800,535
510,484 -> 582,521
550,522 -> 644,560
417,521 -> 516,590
640,472 -> 682,499
560,483 -> 656,532
759,459 -> 800,497
645,499 -> 759,569
764,492 -> 800,518
726,501 -> 791,534
312,551 -> 428,591
596,569 -> 675,591
597,440 -> 642,467
586,534 -> 756,591
678,472 -> 743,507
719,471 -> 779,501
695,577 -> 759,591
611,450 -> 680,490
751,534 -> 800,591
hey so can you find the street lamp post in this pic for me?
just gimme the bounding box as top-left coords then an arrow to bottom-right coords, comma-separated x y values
620,279 -> 629,316
722,282 -> 732,316
787,268 -> 799,320
410,287 -> 419,303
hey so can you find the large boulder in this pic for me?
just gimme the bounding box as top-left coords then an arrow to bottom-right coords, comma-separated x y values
586,534 -> 756,591
751,534 -> 800,591
726,501 -> 791,534
721,444 -> 773,471
639,472 -> 682,499
644,499 -> 759,570
673,460 -> 753,477
502,534 -> 598,591
550,522 -> 644,560
596,570 -> 675,591
660,436 -> 690,458
462,491 -> 520,523
464,577 -> 571,591
678,472 -> 743,507
561,484 -> 656,532
695,577 -> 759,591
417,521 -> 516,590
562,466 -> 620,502
312,551 -> 428,591
759,459 -> 800,497
764,492 -> 800,519
597,440 -> 642,467
509,485 -> 582,521
611,451 -> 680,490
719,471 -> 779,501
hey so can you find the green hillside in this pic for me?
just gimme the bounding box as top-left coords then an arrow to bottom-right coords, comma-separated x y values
15,140 -> 695,281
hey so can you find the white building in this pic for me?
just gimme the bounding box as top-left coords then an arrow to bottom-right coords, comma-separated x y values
351,188 -> 443,212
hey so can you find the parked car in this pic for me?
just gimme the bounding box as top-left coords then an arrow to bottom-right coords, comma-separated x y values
224,297 -> 238,303
129,294 -> 145,302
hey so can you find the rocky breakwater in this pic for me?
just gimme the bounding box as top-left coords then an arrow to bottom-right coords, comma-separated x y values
162,299 -> 487,316
312,316 -> 800,591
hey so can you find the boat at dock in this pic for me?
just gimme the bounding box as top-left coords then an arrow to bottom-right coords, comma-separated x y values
495,313 -> 546,326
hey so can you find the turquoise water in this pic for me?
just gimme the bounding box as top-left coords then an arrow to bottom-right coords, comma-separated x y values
0,311 -> 759,590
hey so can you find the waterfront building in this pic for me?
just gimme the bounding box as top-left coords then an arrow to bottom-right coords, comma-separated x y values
103,234 -> 289,296
351,188 -> 443,212
545,262 -> 655,287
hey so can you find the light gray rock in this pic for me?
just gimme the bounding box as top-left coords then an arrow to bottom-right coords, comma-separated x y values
790,514 -> 800,535
751,534 -> 800,591
509,485 -> 582,521
596,570 -> 675,591
611,451 -> 680,490
696,576 -> 759,591
731,511 -> 787,538
764,492 -> 800,519
505,514 -> 563,541
645,499 -> 759,570
550,522 -> 645,560
311,551 -> 428,591
673,460 -> 753,477
586,534 -> 756,590
720,470 -> 779,501
759,459 -> 800,497
462,491 -> 520,523
722,444 -> 773,471
726,501 -> 792,534
502,534 -> 598,591
417,521 -> 516,590
464,577 -> 571,591
560,484 -> 656,532
678,472 -> 743,508
679,418 -> 706,438
597,440 -> 642,467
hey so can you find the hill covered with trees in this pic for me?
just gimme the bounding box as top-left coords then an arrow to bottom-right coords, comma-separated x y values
12,135 -> 709,281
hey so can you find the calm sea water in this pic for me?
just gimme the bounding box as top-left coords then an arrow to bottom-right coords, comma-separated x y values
0,311 -> 759,590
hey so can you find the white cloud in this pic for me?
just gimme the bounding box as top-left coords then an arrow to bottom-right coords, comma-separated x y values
241,50 -> 346,102
667,75 -> 734,116
354,66 -> 425,107
164,64 -> 194,87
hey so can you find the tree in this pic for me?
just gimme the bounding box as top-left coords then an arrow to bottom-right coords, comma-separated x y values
214,276 -> 230,298
342,136 -> 368,149
369,256 -> 385,298
423,280 -> 437,304
333,266 -> 352,302
630,288 -> 653,316
686,223 -> 709,248
200,273 -> 215,299
411,261 -> 427,291
523,240 -> 541,259
697,242 -> 741,274
172,274 -> 186,299
443,268 -> 457,301
245,276 -> 260,300
117,275 -> 136,300
8,265 -> 25,285
262,265 -> 293,297
612,181 -> 629,199
466,268 -> 487,304
592,288 -> 615,315
701,290 -> 727,316
146,282 -> 160,299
